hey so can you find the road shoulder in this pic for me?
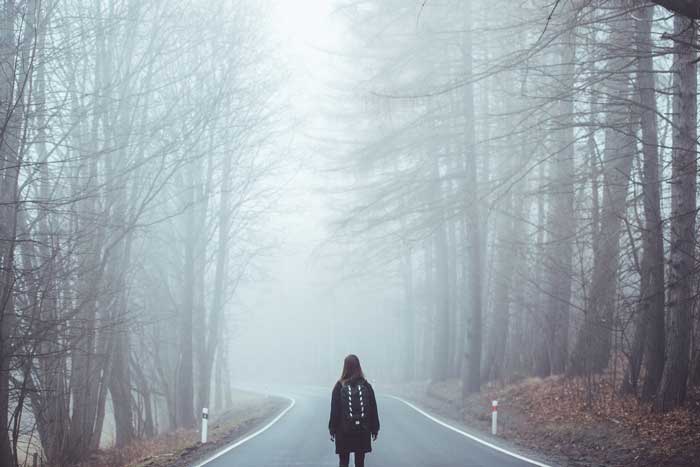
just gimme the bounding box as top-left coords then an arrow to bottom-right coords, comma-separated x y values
86,389 -> 290,467
385,378 -> 700,467
383,381 -> 566,467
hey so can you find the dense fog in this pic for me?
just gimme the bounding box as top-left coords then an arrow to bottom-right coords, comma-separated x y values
2,0 -> 700,465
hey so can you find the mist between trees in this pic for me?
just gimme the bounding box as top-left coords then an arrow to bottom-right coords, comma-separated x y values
318,0 -> 698,431
1,0 -> 699,466
0,0 -> 289,464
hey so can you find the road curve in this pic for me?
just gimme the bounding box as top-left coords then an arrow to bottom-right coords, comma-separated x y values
195,385 -> 554,467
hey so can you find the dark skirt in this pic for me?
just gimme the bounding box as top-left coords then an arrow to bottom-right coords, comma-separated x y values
335,431 -> 372,454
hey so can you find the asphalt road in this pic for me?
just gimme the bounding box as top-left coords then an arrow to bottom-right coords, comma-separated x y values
196,386 -> 553,467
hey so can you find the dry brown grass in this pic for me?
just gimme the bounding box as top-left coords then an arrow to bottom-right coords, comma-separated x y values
418,376 -> 700,467
72,390 -> 287,467
74,430 -> 197,467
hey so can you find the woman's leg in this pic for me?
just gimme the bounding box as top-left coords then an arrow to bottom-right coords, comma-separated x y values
354,452 -> 365,467
338,453 -> 350,467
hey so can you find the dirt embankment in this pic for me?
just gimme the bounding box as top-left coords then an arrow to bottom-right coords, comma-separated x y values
78,390 -> 289,467
396,377 -> 700,467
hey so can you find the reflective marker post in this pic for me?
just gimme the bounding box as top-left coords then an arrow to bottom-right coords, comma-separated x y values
201,408 -> 209,444
491,400 -> 498,435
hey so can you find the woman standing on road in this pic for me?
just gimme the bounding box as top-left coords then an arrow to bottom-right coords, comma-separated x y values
328,354 -> 380,467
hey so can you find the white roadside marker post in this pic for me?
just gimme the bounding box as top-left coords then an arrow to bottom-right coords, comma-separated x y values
201,408 -> 209,444
491,400 -> 498,435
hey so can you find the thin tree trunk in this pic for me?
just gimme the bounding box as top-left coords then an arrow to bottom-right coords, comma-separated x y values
423,238 -> 434,380
483,189 -> 513,382
623,5 -> 665,399
431,162 -> 450,381
0,0 -> 24,462
533,159 -> 550,377
447,210 -> 458,377
655,15 -> 696,412
199,143 -> 233,411
176,165 -> 198,428
544,3 -> 577,375
461,1 -> 482,396
401,243 -> 415,381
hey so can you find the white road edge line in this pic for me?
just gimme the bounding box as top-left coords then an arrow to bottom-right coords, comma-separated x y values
388,395 -> 554,467
192,396 -> 296,467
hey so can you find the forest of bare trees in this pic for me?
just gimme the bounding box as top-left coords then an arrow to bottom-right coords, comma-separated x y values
2,0 -> 700,465
327,0 -> 700,419
0,0 -> 284,465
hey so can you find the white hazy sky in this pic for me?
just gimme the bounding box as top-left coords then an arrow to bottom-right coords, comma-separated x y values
272,0 -> 337,45
230,0 -> 354,383
271,0 -> 342,119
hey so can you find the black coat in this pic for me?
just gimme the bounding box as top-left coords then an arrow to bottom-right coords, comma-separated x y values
328,378 -> 380,454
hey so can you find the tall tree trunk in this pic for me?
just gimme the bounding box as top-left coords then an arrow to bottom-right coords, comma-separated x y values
543,3 -> 577,376
623,5 -> 665,399
482,62 -> 525,382
30,3 -> 70,459
106,1 -> 142,442
395,153 -> 416,381
110,321 -> 135,447
570,5 -> 636,375
431,158 -> 450,381
0,0 -> 24,462
193,144 -> 214,414
107,237 -> 136,447
483,189 -> 513,382
505,183 -> 529,379
455,217 -> 468,377
533,160 -> 550,377
221,342 -> 234,410
447,210 -> 459,378
0,280 -> 15,467
176,166 -> 198,428
422,238 -> 434,379
400,243 -> 415,381
66,0 -> 112,456
214,350 -> 223,412
199,144 -> 232,411
461,2 -> 482,396
655,15 -> 697,412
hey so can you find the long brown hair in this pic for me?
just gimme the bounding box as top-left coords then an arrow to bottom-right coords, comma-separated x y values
339,354 -> 365,384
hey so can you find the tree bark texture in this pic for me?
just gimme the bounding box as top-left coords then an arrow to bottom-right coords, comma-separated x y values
623,5 -> 665,399
544,3 -> 577,375
655,15 -> 697,412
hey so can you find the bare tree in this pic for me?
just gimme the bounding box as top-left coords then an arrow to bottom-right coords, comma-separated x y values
655,14 -> 697,412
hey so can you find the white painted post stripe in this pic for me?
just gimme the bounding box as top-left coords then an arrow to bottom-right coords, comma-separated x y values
192,396 -> 296,467
388,395 -> 554,467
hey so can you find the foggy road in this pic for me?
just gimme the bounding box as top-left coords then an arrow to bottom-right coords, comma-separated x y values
195,386 -> 553,467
